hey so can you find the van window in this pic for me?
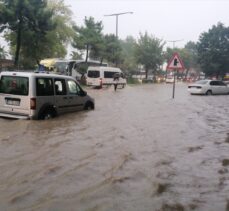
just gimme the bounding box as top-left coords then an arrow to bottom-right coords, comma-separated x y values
67,80 -> 81,95
54,79 -> 66,95
36,78 -> 54,96
87,70 -> 100,78
0,76 -> 28,96
104,71 -> 119,78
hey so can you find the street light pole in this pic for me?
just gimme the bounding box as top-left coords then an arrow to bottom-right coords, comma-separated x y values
167,39 -> 183,49
104,12 -> 133,38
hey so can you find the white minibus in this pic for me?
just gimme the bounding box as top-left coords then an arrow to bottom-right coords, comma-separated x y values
86,66 -> 127,88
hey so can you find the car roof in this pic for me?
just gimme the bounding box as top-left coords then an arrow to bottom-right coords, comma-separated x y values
87,66 -> 122,72
0,71 -> 74,80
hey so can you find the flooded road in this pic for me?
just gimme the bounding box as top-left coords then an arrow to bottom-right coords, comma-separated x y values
0,83 -> 229,211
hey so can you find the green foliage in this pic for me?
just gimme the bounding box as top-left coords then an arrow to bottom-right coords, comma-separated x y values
72,17 -> 104,62
120,36 -> 138,75
0,0 -> 54,67
44,0 -> 75,58
134,32 -> 165,78
0,45 -> 8,59
197,22 -> 229,78
70,51 -> 83,60
0,0 -> 75,69
103,34 -> 123,66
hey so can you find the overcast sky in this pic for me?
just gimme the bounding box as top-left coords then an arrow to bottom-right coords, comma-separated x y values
1,0 -> 229,54
65,0 -> 229,48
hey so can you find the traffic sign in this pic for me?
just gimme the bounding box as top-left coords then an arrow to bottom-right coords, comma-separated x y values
166,52 -> 185,71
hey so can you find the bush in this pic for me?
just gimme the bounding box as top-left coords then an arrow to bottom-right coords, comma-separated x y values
127,77 -> 141,84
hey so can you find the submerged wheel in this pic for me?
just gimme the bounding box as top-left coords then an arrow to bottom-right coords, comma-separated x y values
84,101 -> 94,110
206,90 -> 212,95
40,108 -> 56,120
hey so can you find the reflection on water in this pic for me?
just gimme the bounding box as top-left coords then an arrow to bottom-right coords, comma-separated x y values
0,84 -> 228,211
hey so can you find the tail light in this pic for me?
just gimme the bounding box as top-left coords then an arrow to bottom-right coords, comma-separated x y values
30,98 -> 36,110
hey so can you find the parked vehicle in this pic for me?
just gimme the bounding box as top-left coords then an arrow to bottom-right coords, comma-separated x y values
0,71 -> 94,120
71,59 -> 108,80
188,80 -> 229,95
165,76 -> 175,83
86,66 -> 127,88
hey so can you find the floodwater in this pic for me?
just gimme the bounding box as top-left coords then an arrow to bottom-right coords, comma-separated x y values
0,83 -> 229,211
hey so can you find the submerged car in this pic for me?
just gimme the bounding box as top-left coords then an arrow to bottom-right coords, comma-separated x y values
188,80 -> 229,95
0,71 -> 95,120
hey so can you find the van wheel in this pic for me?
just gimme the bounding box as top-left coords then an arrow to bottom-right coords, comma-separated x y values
84,101 -> 94,110
206,90 -> 212,95
40,109 -> 56,120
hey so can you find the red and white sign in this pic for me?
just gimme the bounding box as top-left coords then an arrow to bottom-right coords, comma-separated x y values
166,52 -> 185,71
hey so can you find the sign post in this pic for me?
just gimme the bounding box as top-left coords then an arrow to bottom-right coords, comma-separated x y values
166,52 -> 185,98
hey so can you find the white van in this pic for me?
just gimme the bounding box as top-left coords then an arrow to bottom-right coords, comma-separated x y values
86,66 -> 127,88
0,71 -> 94,120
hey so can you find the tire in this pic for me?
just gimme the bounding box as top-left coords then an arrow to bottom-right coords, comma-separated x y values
84,101 -> 94,110
40,108 -> 56,120
206,90 -> 212,95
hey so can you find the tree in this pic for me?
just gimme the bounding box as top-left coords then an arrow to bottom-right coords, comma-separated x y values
0,45 -> 8,59
135,32 -> 165,78
197,22 -> 229,78
72,17 -> 104,63
0,0 -> 54,67
120,36 -> 138,75
44,0 -> 75,58
70,51 -> 83,60
103,34 -> 123,66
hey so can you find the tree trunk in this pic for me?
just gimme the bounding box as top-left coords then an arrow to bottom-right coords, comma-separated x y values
100,57 -> 103,66
184,68 -> 190,81
85,44 -> 89,63
14,18 -> 22,67
145,68 -> 148,79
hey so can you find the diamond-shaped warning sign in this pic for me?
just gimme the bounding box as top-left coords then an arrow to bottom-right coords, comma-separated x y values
166,52 -> 185,71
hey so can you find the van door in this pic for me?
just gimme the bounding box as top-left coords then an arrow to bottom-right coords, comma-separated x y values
54,78 -> 69,114
87,70 -> 101,86
0,76 -> 30,117
66,80 -> 85,111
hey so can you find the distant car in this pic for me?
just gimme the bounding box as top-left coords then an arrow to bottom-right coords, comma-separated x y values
188,80 -> 229,95
223,80 -> 229,85
165,76 -> 174,83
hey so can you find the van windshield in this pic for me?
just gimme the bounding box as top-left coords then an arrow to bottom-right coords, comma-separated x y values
87,70 -> 100,78
0,76 -> 29,96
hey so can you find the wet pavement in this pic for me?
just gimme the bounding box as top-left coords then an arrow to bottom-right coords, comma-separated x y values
0,83 -> 229,211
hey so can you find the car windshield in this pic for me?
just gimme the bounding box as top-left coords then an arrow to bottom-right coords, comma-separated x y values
195,80 -> 208,85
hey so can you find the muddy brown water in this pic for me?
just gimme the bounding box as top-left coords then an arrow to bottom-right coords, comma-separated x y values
0,83 -> 228,211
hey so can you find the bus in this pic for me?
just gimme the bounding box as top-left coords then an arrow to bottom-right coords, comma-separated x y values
40,58 -> 108,80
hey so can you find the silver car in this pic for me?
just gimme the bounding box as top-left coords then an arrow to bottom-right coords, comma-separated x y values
188,80 -> 229,95
0,71 -> 94,120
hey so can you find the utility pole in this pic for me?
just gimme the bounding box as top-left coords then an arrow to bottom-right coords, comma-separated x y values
104,12 -> 133,38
